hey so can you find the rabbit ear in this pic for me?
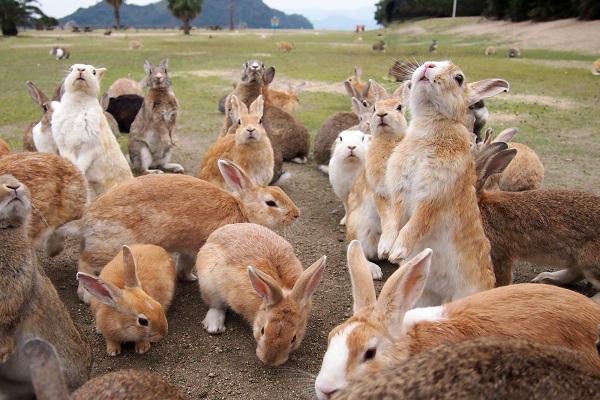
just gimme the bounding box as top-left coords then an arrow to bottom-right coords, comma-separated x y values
377,248 -> 432,338
467,79 -> 510,106
483,127 -> 493,145
26,81 -> 48,106
391,81 -> 406,100
264,67 -> 276,85
248,266 -> 283,307
369,79 -> 389,101
294,82 -> 306,95
23,339 -> 71,400
475,147 -> 517,193
351,97 -> 364,116
291,256 -> 326,308
347,240 -> 377,314
122,245 -> 141,289
344,81 -> 360,98
493,127 -> 518,143
144,60 -> 152,75
159,58 -> 169,69
230,95 -> 247,120
95,68 -> 107,81
354,66 -> 363,80
218,159 -> 254,196
280,80 -> 290,92
249,95 -> 264,118
100,92 -> 110,110
76,272 -> 123,308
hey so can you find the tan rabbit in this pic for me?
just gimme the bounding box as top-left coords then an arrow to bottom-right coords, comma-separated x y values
486,45 -> 497,55
333,337 -> 600,400
0,175 -> 92,398
378,61 -> 509,306
314,240 -> 600,399
473,142 -> 600,293
276,41 -> 295,52
196,223 -> 325,366
24,338 -> 188,400
46,159 -> 300,303
592,58 -> 600,75
0,139 -> 10,157
129,58 -> 183,175
200,95 -> 274,188
0,152 -> 88,249
77,244 -> 175,356
268,80 -> 305,114
345,66 -> 374,103
24,81 -> 59,153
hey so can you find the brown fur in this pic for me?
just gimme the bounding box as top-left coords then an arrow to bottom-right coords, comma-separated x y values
0,152 -> 87,249
486,45 -> 497,55
592,58 -> 600,75
107,77 -> 145,98
196,223 -> 325,366
268,80 -> 305,114
0,139 -> 10,157
276,41 -> 295,52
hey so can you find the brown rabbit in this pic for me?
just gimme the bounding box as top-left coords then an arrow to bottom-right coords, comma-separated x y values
276,41 -> 295,52
200,95 -> 274,188
0,152 -> 88,249
129,58 -> 183,175
23,81 -> 59,153
24,338 -> 188,400
107,76 -> 145,98
378,61 -> 509,306
473,142 -> 600,293
0,139 -> 10,157
314,240 -> 600,399
46,159 -> 300,303
77,244 -> 176,356
333,337 -> 600,400
345,66 -> 374,102
268,80 -> 305,114
0,175 -> 92,398
196,223 -> 325,366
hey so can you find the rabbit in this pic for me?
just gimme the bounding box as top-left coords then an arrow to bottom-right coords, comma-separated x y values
468,99 -> 488,138
51,63 -> 133,200
508,46 -> 521,57
128,58 -> 184,175
472,141 -> 600,293
200,95 -> 274,188
372,40 -> 385,51
328,130 -> 372,225
24,81 -> 59,153
196,222 -> 325,366
313,240 -> 600,399
268,80 -> 305,114
24,338 -> 189,400
332,337 -> 600,400
129,40 -> 142,49
0,152 -> 88,249
473,127 -> 544,191
378,61 -> 509,306
0,175 -> 92,399
105,93 -> 144,133
485,45 -> 497,55
345,67 -> 374,102
100,92 -> 120,139
0,139 -> 10,157
388,60 -> 420,82
49,46 -> 69,60
45,159 -> 300,303
429,39 -> 438,52
592,58 -> 600,75
107,76 -> 145,98
77,244 -> 176,356
276,41 -> 295,52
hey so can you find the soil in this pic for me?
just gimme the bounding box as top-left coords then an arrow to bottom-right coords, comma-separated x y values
31,18 -> 600,400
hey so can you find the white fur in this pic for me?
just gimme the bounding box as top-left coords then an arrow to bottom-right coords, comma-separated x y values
32,121 -> 58,154
402,305 -> 446,330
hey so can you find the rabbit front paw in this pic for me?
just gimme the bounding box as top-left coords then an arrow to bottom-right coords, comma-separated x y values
0,336 -> 16,363
106,339 -> 122,356
388,241 -> 410,264
368,261 -> 383,280
377,232 -> 396,259
135,340 -> 151,354
202,308 -> 226,334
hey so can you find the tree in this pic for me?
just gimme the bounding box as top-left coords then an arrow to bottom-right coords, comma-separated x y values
167,0 -> 203,35
104,0 -> 124,29
229,0 -> 233,30
0,0 -> 44,36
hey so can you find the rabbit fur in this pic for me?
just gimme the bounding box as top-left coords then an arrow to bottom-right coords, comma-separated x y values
268,80 -> 305,114
0,175 -> 92,399
107,77 -> 145,98
24,81 -> 59,153
128,58 -> 183,175
196,223 -> 325,366
0,139 -> 10,157
45,159 -> 300,303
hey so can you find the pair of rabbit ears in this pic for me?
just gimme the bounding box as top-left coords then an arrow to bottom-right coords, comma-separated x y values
247,256 -> 326,309
473,140 -> 518,194
77,245 -> 141,308
369,79 -> 410,104
144,58 -> 168,74
230,94 -> 264,120
347,241 -> 433,336
279,80 -> 306,95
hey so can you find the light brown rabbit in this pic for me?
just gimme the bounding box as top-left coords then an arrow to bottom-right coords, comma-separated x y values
24,81 -> 59,153
345,66 -> 374,102
196,223 -> 325,366
107,76 -> 145,98
0,139 -> 10,157
129,58 -> 183,175
77,244 -> 175,356
379,61 -> 509,306
314,240 -> 600,399
0,152 -> 88,249
0,175 -> 92,399
276,41 -> 295,52
24,338 -> 188,400
486,45 -> 497,55
473,142 -> 600,293
268,80 -> 305,114
200,95 -> 274,188
46,159 -> 300,303
332,337 -> 600,400
592,58 -> 600,75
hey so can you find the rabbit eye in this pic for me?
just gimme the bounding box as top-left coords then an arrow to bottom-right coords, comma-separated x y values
92,69 -> 96,75
258,118 -> 262,124
291,334 -> 297,344
261,326 -> 265,336
238,119 -> 242,125
266,200 -> 277,207
454,74 -> 464,85
362,100 -> 368,107
138,317 -> 148,326
165,69 -> 168,74
364,348 -> 376,361
396,104 -> 402,111
338,136 -> 343,142
42,105 -> 48,112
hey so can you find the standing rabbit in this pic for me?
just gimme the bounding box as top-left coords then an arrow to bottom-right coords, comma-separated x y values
196,223 -> 325,366
129,58 -> 183,175
0,175 -> 92,399
46,159 -> 300,303
24,81 -> 59,153
77,244 -> 176,356
51,64 -> 133,200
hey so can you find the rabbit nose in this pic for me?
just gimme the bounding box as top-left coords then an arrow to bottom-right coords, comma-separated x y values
5,183 -> 20,191
377,112 -> 387,117
251,62 -> 259,69
424,63 -> 435,70
348,146 -> 356,150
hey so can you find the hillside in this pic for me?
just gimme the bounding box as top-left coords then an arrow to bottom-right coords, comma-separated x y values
59,0 -> 313,29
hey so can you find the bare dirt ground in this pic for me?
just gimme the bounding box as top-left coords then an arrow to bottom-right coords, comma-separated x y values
34,18 -> 600,400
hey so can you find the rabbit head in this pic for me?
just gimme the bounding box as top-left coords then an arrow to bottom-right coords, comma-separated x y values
369,80 -> 408,136
0,174 -> 31,229
241,60 -> 274,84
144,58 -> 171,89
63,64 -> 106,98
231,94 -> 268,145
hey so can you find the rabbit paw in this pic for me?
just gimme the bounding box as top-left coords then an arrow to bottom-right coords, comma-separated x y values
135,340 -> 151,354
202,308 -> 226,334
388,244 -> 409,264
106,340 -> 122,356
532,269 -> 582,285
339,215 -> 347,225
368,261 -> 383,280
145,168 -> 164,174
377,233 -> 395,259
0,336 -> 16,363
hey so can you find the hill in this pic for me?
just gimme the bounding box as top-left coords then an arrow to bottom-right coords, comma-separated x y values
59,0 -> 313,29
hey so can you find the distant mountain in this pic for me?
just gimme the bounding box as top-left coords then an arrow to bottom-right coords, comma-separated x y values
290,6 -> 380,30
59,0 -> 313,30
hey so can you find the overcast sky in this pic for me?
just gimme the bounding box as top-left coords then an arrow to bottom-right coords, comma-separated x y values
37,0 -> 378,19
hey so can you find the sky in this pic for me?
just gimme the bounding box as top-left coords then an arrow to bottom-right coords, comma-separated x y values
37,0 -> 378,19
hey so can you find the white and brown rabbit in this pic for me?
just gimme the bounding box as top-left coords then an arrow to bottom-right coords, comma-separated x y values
473,142 -> 600,293
0,174 -> 92,399
196,223 -> 325,366
25,338 -> 189,400
0,152 -> 87,249
378,61 -> 509,306
46,159 -> 300,303
24,81 -> 59,153
314,240 -> 600,399
128,58 -> 183,175
51,63 -> 133,200
77,244 -> 175,356
333,337 -> 600,400
200,95 -> 274,188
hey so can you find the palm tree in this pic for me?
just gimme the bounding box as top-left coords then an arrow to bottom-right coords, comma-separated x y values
104,0 -> 124,29
0,0 -> 44,36
167,0 -> 203,35
229,0 -> 234,30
